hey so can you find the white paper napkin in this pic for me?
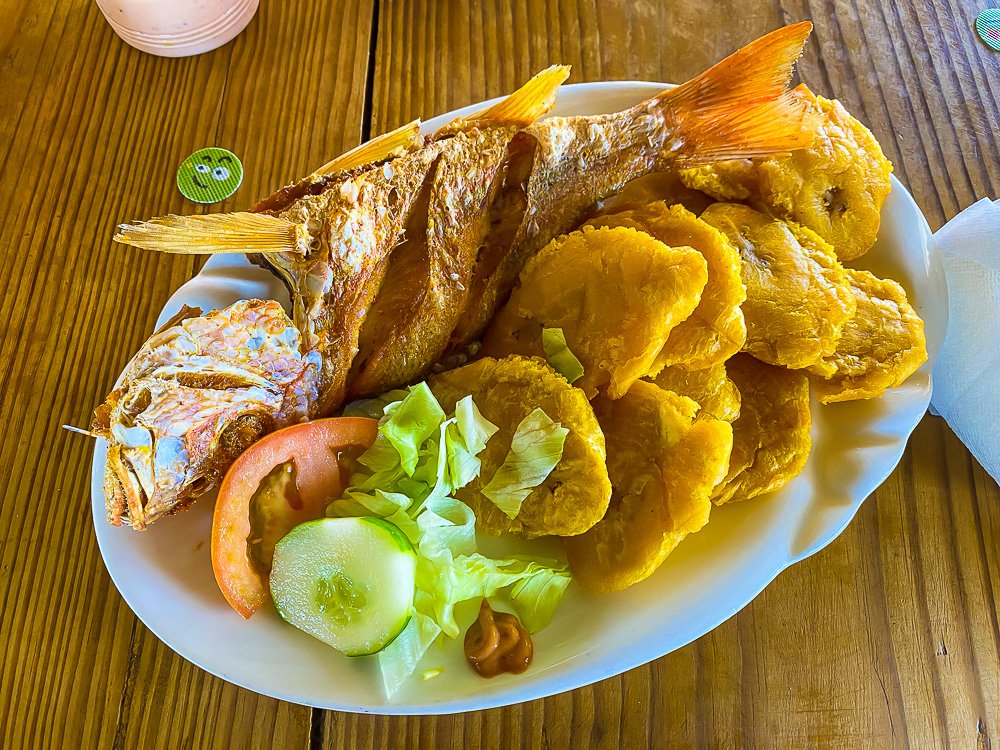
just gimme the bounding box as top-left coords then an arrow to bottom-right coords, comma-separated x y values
929,198 -> 1000,484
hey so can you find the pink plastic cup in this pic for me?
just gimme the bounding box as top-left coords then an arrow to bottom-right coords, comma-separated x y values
95,0 -> 259,58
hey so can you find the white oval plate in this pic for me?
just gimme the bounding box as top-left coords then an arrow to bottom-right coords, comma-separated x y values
91,82 -> 947,714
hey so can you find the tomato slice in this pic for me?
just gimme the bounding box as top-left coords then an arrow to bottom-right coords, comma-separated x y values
211,417 -> 378,618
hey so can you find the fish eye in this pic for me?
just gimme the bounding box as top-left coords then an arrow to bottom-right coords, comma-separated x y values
211,166 -> 230,181
194,164 -> 210,174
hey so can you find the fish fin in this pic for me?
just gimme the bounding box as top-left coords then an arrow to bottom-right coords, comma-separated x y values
313,120 -> 423,176
671,91 -> 821,165
657,22 -> 822,166
114,213 -> 308,255
453,65 -> 571,130
665,22 -> 812,114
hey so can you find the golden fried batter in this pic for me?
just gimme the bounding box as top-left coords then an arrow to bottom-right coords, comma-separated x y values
700,203 -> 856,369
429,355 -> 611,538
681,159 -> 757,202
649,362 -> 741,423
564,381 -> 733,592
713,355 -> 812,505
481,226 -> 708,399
807,268 -> 927,403
585,203 -> 747,371
681,86 -> 893,261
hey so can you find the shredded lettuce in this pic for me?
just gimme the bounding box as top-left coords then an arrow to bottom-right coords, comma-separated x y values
418,553 -> 571,638
325,383 -> 572,699
541,327 -> 585,383
379,613 -> 442,698
379,383 -> 446,475
455,395 -> 498,455
480,408 -> 569,518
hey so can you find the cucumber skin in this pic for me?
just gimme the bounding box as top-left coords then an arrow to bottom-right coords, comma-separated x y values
269,517 -> 416,657
359,516 -> 415,555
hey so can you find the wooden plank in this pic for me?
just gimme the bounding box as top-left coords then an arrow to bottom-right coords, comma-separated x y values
351,0 -> 1000,747
0,0 -> 372,746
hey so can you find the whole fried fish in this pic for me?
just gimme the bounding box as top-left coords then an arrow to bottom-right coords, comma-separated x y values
103,23 -> 821,528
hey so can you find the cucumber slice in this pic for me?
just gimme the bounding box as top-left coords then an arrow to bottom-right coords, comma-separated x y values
270,517 -> 416,656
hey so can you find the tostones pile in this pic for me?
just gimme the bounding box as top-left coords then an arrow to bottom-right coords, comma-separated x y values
466,86 -> 926,592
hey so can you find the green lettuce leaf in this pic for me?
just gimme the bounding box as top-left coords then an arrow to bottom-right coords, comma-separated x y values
480,408 -> 569,518
508,559 -> 573,632
541,327 -> 584,384
455,395 -> 498,455
378,612 -> 442,699
380,383 -> 446,475
417,552 -> 572,638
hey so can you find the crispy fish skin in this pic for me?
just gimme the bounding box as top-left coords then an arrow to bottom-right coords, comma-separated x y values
347,130 -> 513,398
807,268 -> 927,402
564,381 -> 733,593
681,85 -> 893,261
428,356 -> 611,539
481,225 -> 708,399
586,202 -> 747,371
92,300 -> 321,529
265,143 -> 446,412
712,354 -> 811,505
700,203 -> 856,369
648,362 -> 741,423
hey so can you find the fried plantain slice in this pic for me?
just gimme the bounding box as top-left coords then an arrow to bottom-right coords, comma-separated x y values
585,202 -> 747,371
428,355 -> 611,538
712,355 -> 811,505
648,362 -> 741,423
481,225 -> 708,399
700,203 -> 856,369
564,381 -> 733,593
806,268 -> 927,403
681,85 -> 893,261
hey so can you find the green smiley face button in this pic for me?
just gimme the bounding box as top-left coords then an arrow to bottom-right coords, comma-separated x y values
177,147 -> 244,204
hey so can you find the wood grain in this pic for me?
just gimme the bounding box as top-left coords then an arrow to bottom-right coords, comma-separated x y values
0,0 -> 371,746
0,0 -> 997,748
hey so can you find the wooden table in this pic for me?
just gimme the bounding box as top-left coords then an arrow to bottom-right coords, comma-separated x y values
2,0 -> 998,746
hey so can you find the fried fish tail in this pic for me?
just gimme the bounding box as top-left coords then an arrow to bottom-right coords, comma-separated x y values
658,21 -> 821,166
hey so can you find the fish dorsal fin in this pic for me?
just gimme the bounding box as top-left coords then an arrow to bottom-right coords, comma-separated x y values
437,65 -> 571,137
313,120 -> 423,177
114,212 -> 308,255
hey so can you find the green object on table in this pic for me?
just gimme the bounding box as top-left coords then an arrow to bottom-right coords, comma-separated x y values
976,9 -> 1000,51
176,147 -> 244,203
